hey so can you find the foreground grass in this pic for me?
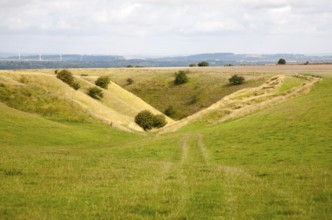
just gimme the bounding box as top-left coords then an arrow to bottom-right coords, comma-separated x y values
0,78 -> 331,219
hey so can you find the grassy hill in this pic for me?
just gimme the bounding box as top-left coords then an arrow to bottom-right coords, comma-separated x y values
79,68 -> 270,119
0,66 -> 331,219
0,70 -> 173,132
30,67 -> 271,119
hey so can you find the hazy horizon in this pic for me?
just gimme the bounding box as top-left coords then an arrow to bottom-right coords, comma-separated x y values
1,52 -> 332,58
1,0 -> 331,55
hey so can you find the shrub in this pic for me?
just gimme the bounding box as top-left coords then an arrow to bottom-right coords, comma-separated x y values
164,105 -> 176,117
56,69 -> 81,90
278,58 -> 286,65
57,70 -> 74,85
88,87 -> 103,99
95,76 -> 110,89
189,63 -> 196,67
135,110 -> 167,131
229,75 -> 245,85
135,110 -> 156,131
198,61 -> 209,67
72,82 -> 81,90
127,78 -> 134,85
174,70 -> 189,85
153,114 -> 167,128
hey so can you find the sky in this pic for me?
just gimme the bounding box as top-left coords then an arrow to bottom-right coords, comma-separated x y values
0,0 -> 331,56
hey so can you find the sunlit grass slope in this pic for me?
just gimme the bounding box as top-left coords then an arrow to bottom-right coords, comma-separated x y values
62,67 -> 271,119
108,69 -> 269,119
0,71 -> 172,131
0,77 -> 331,219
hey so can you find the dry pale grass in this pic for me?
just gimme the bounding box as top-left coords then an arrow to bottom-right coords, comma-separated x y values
0,70 -> 174,132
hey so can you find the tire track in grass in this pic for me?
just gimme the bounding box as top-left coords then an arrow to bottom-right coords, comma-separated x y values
180,134 -> 190,165
197,133 -> 210,165
126,134 -> 190,219
159,133 -> 191,219
168,133 -> 226,218
176,133 -> 226,218
175,133 -> 191,218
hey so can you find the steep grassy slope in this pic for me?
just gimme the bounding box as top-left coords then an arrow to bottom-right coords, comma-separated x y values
107,69 -> 270,119
44,65 -> 330,119
160,75 -> 319,133
0,73 -> 94,122
76,76 -> 174,123
32,66 -> 332,120
0,71 -> 172,131
61,68 -> 271,119
0,75 -> 331,219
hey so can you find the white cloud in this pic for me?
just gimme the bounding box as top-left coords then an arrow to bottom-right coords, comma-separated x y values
0,0 -> 331,54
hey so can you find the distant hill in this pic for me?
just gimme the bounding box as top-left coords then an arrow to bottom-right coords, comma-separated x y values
0,52 -> 331,69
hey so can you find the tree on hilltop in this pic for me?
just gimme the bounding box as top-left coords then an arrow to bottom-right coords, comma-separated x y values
278,58 -> 286,65
198,61 -> 209,67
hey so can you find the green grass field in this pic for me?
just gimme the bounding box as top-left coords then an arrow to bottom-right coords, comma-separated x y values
0,67 -> 331,219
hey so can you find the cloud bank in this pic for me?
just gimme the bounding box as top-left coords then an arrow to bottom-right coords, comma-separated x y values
0,0 -> 331,55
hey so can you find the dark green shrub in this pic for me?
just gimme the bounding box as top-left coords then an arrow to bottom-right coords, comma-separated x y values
56,69 -> 81,90
88,87 -> 103,99
229,75 -> 245,85
189,63 -> 196,67
135,110 -> 156,131
57,70 -> 74,85
135,110 -> 167,131
95,76 -> 110,89
153,114 -> 167,128
72,82 -> 81,90
278,58 -> 286,65
174,70 -> 189,85
164,105 -> 176,117
198,61 -> 209,67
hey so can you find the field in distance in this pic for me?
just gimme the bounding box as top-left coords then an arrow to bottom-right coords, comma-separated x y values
0,65 -> 331,219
